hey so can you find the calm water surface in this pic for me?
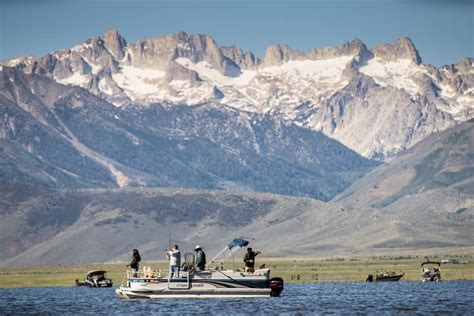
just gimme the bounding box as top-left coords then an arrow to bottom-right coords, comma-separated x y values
1,281 -> 473,315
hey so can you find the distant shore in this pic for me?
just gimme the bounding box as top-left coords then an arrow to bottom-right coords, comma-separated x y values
1,255 -> 473,288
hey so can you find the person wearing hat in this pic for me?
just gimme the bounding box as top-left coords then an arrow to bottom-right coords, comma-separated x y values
194,245 -> 206,271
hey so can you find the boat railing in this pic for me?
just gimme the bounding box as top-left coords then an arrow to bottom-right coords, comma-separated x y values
167,270 -> 191,289
127,267 -> 163,279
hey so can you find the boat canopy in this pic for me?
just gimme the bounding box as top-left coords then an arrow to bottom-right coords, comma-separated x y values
228,238 -> 250,250
86,270 -> 107,277
209,237 -> 252,265
421,261 -> 441,267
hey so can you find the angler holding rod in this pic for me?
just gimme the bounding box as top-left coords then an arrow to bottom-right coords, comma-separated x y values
243,247 -> 263,272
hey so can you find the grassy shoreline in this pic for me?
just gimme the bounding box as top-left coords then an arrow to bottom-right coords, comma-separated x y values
1,255 -> 473,288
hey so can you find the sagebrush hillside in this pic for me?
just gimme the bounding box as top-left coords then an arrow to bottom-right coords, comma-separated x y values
335,119 -> 474,208
1,180 -> 473,266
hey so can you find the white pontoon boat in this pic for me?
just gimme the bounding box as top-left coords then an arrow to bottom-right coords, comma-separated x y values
116,238 -> 284,299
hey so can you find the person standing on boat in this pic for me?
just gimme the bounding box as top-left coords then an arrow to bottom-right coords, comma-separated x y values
194,245 -> 207,271
127,249 -> 141,274
243,247 -> 260,273
166,244 -> 181,278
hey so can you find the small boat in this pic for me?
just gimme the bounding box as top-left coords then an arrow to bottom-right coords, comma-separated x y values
420,261 -> 441,282
116,238 -> 284,299
75,270 -> 113,287
366,271 -> 404,282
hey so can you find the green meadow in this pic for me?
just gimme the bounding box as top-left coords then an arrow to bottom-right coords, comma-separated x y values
1,255 -> 473,288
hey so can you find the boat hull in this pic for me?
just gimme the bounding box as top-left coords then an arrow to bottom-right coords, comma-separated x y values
116,286 -> 271,299
75,280 -> 113,287
116,269 -> 283,299
375,274 -> 404,282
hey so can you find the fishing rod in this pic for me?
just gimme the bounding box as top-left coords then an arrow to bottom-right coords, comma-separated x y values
168,232 -> 172,251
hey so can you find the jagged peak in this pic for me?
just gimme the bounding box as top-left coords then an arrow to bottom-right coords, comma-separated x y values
220,46 -> 258,69
101,27 -> 127,60
261,39 -> 372,67
262,44 -> 294,67
441,57 -> 474,75
168,31 -> 191,42
102,27 -> 122,39
372,36 -> 422,64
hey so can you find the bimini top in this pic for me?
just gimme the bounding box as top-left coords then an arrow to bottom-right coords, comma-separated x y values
86,270 -> 107,277
421,261 -> 441,267
227,238 -> 250,250
209,237 -> 252,264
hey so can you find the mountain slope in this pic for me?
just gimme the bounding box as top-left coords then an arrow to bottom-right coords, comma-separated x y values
334,119 -> 474,208
1,182 -> 472,266
3,30 -> 472,159
0,66 -> 377,200
0,68 -> 117,188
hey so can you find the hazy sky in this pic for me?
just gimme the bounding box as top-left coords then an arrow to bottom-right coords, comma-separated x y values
1,0 -> 473,66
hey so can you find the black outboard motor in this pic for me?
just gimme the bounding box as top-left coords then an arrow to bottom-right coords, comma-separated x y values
269,277 -> 284,297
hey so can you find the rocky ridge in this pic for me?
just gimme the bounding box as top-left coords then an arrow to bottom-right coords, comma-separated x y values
3,29 -> 473,160
0,66 -> 377,199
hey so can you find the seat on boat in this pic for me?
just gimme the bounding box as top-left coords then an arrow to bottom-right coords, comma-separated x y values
181,253 -> 195,271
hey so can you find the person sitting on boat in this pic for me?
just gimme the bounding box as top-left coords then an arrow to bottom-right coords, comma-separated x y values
166,244 -> 181,278
243,247 -> 261,273
127,249 -> 141,276
194,245 -> 207,271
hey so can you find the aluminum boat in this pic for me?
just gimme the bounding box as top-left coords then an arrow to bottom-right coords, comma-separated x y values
366,271 -> 404,282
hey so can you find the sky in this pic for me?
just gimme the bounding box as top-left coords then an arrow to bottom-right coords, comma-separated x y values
0,0 -> 473,66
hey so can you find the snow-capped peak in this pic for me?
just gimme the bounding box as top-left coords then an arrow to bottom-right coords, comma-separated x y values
1,31 -> 473,160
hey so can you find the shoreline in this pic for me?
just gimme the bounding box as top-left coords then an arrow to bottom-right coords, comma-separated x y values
1,255 -> 473,288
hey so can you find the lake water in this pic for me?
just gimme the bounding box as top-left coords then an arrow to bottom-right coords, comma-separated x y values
1,281 -> 473,314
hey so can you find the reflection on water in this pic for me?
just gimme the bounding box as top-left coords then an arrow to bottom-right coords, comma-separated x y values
1,281 -> 473,314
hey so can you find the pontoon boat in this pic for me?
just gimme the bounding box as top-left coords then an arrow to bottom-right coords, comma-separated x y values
116,238 -> 284,298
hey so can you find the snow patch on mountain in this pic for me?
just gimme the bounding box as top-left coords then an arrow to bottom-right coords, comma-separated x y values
176,58 -> 256,87
359,58 -> 424,95
112,66 -> 165,96
57,72 -> 89,87
262,56 -> 353,82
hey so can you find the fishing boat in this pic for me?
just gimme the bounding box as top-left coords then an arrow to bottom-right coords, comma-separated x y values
420,261 -> 441,282
75,270 -> 113,287
366,271 -> 404,282
116,238 -> 284,299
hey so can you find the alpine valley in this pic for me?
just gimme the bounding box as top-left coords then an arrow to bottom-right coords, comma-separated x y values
0,29 -> 472,265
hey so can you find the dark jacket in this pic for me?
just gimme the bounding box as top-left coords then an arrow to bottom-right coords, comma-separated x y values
130,253 -> 141,270
195,249 -> 206,270
243,251 -> 256,268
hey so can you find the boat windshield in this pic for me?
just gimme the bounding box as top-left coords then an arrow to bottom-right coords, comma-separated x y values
86,270 -> 107,280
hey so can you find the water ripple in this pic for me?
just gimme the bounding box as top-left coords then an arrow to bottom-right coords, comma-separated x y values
0,281 -> 473,315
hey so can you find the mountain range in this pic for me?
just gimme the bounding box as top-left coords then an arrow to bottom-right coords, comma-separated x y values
3,29 -> 472,159
0,30 -> 473,265
0,65 -> 376,199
